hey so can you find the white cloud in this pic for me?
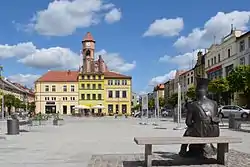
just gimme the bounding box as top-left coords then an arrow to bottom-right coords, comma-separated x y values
24,0 -> 121,36
0,42 -> 80,69
174,11 -> 250,51
95,49 -> 136,72
159,49 -> 204,69
149,70 -> 176,86
8,74 -> 40,88
143,17 -> 184,37
105,8 -> 122,23
0,42 -> 36,59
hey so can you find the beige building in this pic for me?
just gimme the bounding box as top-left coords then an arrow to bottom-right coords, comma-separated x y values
205,29 -> 242,79
179,69 -> 194,100
35,70 -> 78,115
153,84 -> 164,99
236,31 -> 250,66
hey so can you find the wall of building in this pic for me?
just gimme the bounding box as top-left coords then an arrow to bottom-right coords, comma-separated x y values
35,81 -> 78,115
78,74 -> 105,113
104,78 -> 131,115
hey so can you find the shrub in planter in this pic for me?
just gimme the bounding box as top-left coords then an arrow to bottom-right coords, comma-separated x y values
53,113 -> 64,126
31,114 -> 42,126
124,113 -> 128,118
117,113 -> 123,117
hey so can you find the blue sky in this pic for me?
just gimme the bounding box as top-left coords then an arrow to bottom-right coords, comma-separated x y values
0,0 -> 250,94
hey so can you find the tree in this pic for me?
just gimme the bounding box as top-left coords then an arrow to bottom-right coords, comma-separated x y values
208,77 -> 229,104
186,86 -> 196,100
227,65 -> 250,107
159,97 -> 165,108
167,93 -> 178,108
148,98 -> 155,109
4,94 -> 16,108
28,102 -> 36,112
132,104 -> 141,110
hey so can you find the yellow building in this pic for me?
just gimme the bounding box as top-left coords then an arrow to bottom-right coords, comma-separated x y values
35,70 -> 78,115
104,71 -> 132,115
78,32 -> 132,115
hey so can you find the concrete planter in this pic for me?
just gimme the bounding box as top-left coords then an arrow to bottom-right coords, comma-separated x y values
53,119 -> 64,126
31,120 -> 41,126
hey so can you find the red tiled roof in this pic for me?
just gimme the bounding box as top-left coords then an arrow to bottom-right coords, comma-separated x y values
36,70 -> 78,82
104,71 -> 131,79
83,32 -> 95,42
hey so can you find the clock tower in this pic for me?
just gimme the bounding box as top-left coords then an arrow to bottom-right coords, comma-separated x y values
82,32 -> 95,60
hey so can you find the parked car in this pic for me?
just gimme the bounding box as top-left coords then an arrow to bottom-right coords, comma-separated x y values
218,105 -> 250,118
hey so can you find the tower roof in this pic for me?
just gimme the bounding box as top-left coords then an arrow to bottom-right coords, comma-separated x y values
83,32 -> 95,42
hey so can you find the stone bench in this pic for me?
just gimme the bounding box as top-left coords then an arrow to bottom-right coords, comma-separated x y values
134,136 -> 242,167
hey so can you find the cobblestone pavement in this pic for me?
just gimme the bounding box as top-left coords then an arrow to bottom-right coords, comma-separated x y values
88,150 -> 250,167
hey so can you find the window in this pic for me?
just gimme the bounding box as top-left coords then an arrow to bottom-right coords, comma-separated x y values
93,75 -> 96,80
98,84 -> 102,89
81,94 -> 85,100
218,54 -> 220,62
70,97 -> 75,101
92,84 -> 96,89
108,91 -> 113,98
248,37 -> 250,48
63,85 -> 67,92
122,91 -> 127,98
122,104 -> 127,114
51,97 -> 56,101
214,56 -> 216,64
87,75 -> 90,79
52,85 -> 56,92
98,94 -> 102,100
98,75 -> 102,80
114,80 -> 118,85
117,80 -> 120,85
240,57 -> 245,65
239,40 -> 245,52
63,97 -> 67,101
115,91 -> 120,98
187,78 -> 190,84
115,104 -> 119,112
108,104 -> 113,113
225,64 -> 234,76
71,85 -> 75,92
45,85 -> 49,92
191,76 -> 193,83
92,94 -> 96,100
228,49 -> 231,57
208,60 -> 210,67
81,84 -> 85,89
45,97 -> 49,100
211,58 -> 213,65
87,94 -> 90,100
87,84 -> 90,89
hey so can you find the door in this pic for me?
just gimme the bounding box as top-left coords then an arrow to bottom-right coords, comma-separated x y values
63,105 -> 67,114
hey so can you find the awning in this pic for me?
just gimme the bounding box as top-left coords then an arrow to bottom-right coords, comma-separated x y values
92,104 -> 105,109
74,105 -> 91,109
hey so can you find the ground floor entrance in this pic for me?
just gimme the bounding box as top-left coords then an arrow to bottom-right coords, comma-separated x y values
45,105 -> 56,114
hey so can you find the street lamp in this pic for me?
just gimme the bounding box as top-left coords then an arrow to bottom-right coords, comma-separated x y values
0,65 -> 4,120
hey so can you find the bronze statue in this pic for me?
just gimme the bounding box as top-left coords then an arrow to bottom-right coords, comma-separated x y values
179,78 -> 220,157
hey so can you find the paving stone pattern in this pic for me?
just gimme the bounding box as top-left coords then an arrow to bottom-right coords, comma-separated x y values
88,150 -> 250,167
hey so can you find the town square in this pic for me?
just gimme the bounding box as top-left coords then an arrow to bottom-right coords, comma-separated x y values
1,0 -> 250,166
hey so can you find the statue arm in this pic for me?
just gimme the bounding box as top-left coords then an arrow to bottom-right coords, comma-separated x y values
185,103 -> 193,127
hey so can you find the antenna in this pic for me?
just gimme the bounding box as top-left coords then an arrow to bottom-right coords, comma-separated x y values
213,35 -> 216,44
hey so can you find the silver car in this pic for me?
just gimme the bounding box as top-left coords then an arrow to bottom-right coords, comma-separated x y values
218,105 -> 250,118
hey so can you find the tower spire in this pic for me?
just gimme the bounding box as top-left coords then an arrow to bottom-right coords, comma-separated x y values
82,32 -> 95,42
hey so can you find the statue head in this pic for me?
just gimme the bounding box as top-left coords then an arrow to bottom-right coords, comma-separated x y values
195,77 -> 210,99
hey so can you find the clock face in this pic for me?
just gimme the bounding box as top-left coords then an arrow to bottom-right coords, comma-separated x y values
85,42 -> 91,47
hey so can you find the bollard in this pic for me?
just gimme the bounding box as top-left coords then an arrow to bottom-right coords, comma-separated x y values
7,119 -> 20,135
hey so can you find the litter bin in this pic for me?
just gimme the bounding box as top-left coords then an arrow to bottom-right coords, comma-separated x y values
229,113 -> 241,130
7,119 -> 20,135
173,108 -> 178,122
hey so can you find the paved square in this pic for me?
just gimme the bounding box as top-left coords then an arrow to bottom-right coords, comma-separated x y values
0,117 -> 250,167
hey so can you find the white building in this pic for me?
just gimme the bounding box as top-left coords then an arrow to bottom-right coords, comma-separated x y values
205,29 -> 242,79
236,31 -> 250,65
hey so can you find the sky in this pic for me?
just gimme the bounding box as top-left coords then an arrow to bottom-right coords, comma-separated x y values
0,0 -> 250,94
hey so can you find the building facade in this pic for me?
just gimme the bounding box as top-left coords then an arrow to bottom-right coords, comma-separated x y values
179,69 -> 194,100
153,84 -> 164,99
236,31 -> 250,66
131,92 -> 139,108
35,71 -> 79,115
35,32 -> 132,115
205,29 -> 242,80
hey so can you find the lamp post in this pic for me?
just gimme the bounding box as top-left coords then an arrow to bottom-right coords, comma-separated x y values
0,66 -> 4,120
